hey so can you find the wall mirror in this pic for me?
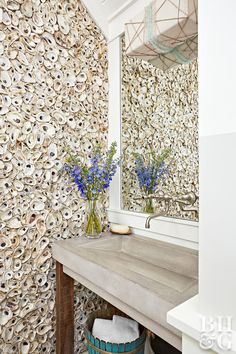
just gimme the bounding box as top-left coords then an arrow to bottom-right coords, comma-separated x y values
121,37 -> 199,221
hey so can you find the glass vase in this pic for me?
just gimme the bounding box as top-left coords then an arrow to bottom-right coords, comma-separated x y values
143,197 -> 155,214
84,199 -> 102,239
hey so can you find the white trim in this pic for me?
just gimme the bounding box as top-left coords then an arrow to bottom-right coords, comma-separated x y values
108,0 -> 138,22
108,0 -> 152,41
81,0 -> 152,41
167,295 -> 236,354
108,209 -> 199,250
107,29 -> 199,250
167,295 -> 202,343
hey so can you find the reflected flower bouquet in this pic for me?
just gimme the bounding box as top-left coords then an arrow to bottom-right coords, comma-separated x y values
134,148 -> 171,213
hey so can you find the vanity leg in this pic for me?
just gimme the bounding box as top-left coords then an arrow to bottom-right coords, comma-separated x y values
56,261 -> 74,354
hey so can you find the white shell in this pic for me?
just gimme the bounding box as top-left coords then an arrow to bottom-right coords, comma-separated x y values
17,52 -> 29,66
75,82 -> 86,93
34,131 -> 45,145
21,341 -> 30,354
0,307 -> 13,325
23,162 -> 35,176
12,96 -> 23,107
78,72 -> 87,82
36,217 -> 46,236
1,71 -> 12,87
0,43 -> 4,55
40,123 -> 55,136
79,93 -> 87,102
46,50 -> 58,63
7,112 -> 24,127
2,11 -> 11,26
31,199 -> 45,211
19,19 -> 31,36
25,133 -> 36,148
21,0 -> 33,18
0,236 -> 11,249
13,180 -> 24,191
32,12 -> 44,27
53,111 -> 66,124
22,121 -> 33,134
0,210 -> 13,222
61,207 -> 72,220
0,106 -> 9,115
36,111 -> 51,122
0,31 -> 6,41
0,134 -> 9,144
48,143 -> 57,159
0,56 -> 11,70
46,213 -> 57,229
7,217 -> 22,229
57,14 -> 70,35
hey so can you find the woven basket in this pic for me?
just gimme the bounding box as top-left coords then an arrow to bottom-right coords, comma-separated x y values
84,307 -> 146,354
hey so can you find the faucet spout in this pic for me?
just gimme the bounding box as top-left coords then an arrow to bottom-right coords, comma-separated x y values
145,212 -> 163,229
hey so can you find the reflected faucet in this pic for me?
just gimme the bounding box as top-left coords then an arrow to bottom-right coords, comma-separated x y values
134,192 -> 171,229
145,195 -> 171,228
134,191 -> 198,228
174,192 -> 199,218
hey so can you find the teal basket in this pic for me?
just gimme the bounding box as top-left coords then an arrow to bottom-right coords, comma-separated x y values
84,307 -> 146,354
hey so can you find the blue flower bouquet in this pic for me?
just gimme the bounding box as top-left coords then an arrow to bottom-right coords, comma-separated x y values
134,149 -> 170,213
63,142 -> 119,238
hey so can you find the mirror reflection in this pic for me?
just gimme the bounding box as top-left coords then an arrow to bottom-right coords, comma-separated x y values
121,39 -> 199,221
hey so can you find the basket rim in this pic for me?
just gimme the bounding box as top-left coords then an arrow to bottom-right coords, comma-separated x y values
85,336 -> 146,354
85,326 -> 146,346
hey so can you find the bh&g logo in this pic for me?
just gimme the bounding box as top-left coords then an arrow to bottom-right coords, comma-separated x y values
200,316 -> 232,351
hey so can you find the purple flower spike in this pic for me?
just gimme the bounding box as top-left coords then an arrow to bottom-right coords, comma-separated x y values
63,142 -> 120,200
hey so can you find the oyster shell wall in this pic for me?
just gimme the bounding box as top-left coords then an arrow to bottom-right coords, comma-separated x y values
0,0 -> 108,353
121,40 -> 199,221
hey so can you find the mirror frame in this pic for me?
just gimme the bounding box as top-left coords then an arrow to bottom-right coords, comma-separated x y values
107,20 -> 198,250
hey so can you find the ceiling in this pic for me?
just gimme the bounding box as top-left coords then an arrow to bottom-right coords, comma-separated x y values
82,0 -> 136,38
99,0 -> 130,17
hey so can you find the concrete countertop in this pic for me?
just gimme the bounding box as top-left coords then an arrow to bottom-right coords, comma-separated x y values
52,233 -> 198,350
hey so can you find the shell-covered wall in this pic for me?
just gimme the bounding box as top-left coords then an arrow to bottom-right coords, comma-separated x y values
0,0 -> 108,353
122,44 -> 198,220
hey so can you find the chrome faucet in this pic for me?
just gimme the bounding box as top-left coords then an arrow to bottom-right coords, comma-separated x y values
145,210 -> 166,228
144,193 -> 171,229
134,192 -> 171,228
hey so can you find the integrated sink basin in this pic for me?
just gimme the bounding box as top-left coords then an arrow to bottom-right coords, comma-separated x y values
52,233 -> 198,350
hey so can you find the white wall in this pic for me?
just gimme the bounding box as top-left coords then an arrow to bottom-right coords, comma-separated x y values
183,335 -> 216,354
199,0 -> 236,329
199,0 -> 236,136
168,1 -> 236,352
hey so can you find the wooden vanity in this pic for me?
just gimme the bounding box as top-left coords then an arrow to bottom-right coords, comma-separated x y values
53,234 -> 198,353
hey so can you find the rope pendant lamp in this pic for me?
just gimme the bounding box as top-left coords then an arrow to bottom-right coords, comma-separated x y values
125,0 -> 198,71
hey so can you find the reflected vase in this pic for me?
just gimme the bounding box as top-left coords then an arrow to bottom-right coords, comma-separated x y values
84,199 -> 102,239
143,197 -> 154,214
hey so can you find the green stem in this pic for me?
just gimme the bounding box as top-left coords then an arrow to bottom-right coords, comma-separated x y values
85,200 -> 102,236
144,198 -> 154,214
